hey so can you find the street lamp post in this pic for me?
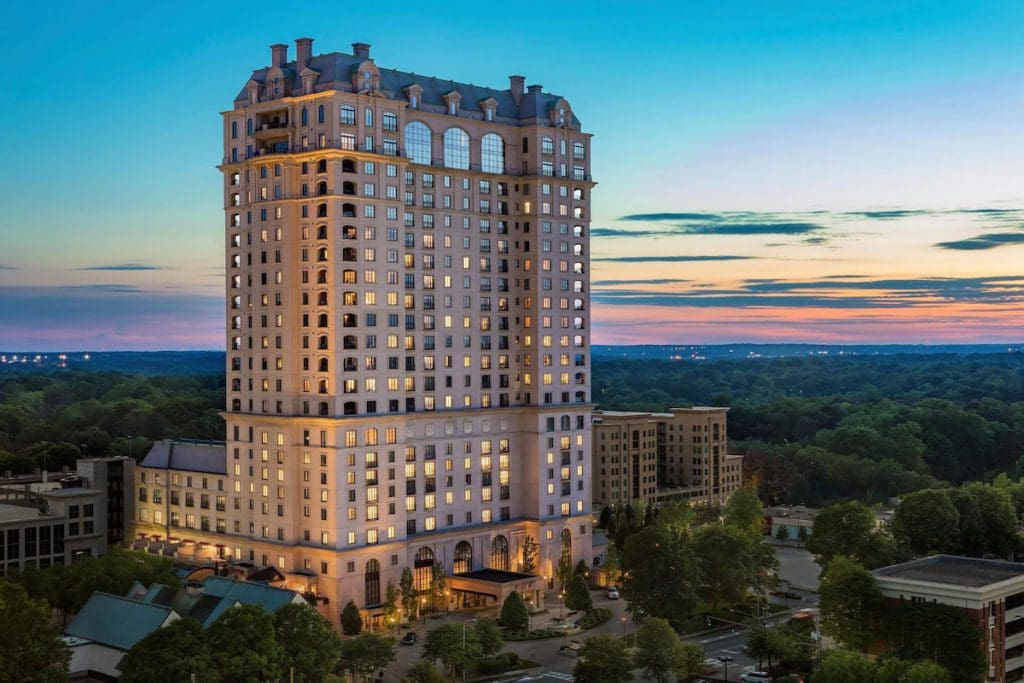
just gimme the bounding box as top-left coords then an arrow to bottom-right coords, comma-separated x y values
620,615 -> 626,638
461,618 -> 476,683
719,655 -> 734,681
420,597 -> 426,625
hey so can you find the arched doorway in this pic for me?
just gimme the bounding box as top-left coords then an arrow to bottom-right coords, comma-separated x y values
365,558 -> 380,607
414,547 -> 434,591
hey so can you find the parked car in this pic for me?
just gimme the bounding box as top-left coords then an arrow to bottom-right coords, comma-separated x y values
739,671 -> 772,683
606,587 -> 620,599
559,640 -> 582,656
401,631 -> 417,646
703,658 -> 722,671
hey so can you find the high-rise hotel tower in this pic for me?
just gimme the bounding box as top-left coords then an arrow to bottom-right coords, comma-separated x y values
132,38 -> 593,623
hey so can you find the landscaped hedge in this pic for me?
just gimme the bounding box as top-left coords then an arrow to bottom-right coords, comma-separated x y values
577,608 -> 612,630
502,627 -> 563,641
477,652 -> 521,674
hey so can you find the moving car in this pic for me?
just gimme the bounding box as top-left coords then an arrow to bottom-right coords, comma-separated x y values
739,672 -> 772,683
558,640 -> 582,656
401,631 -> 417,646
606,587 -> 620,599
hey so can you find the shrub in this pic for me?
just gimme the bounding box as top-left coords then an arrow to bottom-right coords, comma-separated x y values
499,590 -> 530,630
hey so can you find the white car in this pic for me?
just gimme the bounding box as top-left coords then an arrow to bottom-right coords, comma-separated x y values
606,587 -> 620,599
740,672 -> 772,683
703,658 -> 722,671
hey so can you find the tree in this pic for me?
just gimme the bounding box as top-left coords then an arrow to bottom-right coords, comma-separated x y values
775,525 -> 790,542
573,635 -> 633,683
796,526 -> 808,547
207,604 -> 284,683
499,590 -> 530,630
891,488 -> 959,556
474,617 -> 504,656
274,602 -> 342,682
430,561 -> 447,611
677,642 -> 706,681
905,660 -> 952,683
383,581 -> 400,633
0,581 -> 70,682
883,600 -> 986,682
119,618 -> 212,683
557,552 -> 574,592
405,659 -> 447,683
602,542 -> 621,587
422,622 -> 480,678
339,633 -> 395,682
806,501 -> 889,569
621,526 -> 701,629
341,599 -> 363,635
689,523 -> 777,612
399,567 -> 418,622
818,556 -> 883,651
633,617 -> 686,683
566,573 -> 593,612
521,535 -> 539,573
724,486 -> 766,537
962,482 -> 1018,557
815,649 -> 877,683
598,505 -> 613,530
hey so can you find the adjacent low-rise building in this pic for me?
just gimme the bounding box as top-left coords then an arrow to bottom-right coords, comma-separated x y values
0,457 -> 134,574
592,407 -> 743,509
873,555 -> 1024,683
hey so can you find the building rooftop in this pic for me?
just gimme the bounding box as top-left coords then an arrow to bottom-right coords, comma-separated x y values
234,40 -> 580,127
40,487 -> 103,498
141,441 -> 227,475
65,593 -> 175,651
0,502 -> 48,524
873,555 -> 1024,589
202,575 -> 301,612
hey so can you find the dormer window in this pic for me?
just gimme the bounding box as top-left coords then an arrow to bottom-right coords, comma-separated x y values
443,91 -> 462,116
558,107 -> 565,124
411,95 -> 418,108
486,109 -> 494,121
363,71 -> 373,91
449,102 -> 456,115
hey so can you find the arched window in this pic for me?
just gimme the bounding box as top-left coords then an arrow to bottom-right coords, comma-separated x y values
317,225 -> 328,239
342,269 -> 357,284
343,225 -> 357,239
318,379 -> 329,394
318,401 -> 329,416
573,188 -> 584,200
454,541 -> 473,574
317,313 -> 329,327
365,559 -> 381,606
560,529 -> 572,565
343,313 -> 357,327
481,133 -> 504,174
317,247 -> 328,262
342,181 -> 356,195
317,270 -> 328,284
343,335 -> 357,349
317,181 -> 328,196
342,203 -> 356,217
230,121 -> 237,139
318,358 -> 329,372
317,203 -> 327,218
318,104 -> 325,124
301,107 -> 308,126
231,398 -> 241,411
342,291 -> 357,306
246,118 -> 253,135
344,401 -> 357,415
490,535 -> 509,570
443,128 -> 470,169
404,122 -> 432,165
574,316 -> 585,329
317,336 -> 329,351
573,207 -> 584,219
414,547 -> 434,591
342,159 -> 356,173
560,415 -> 571,430
317,159 -> 327,173
342,247 -> 357,261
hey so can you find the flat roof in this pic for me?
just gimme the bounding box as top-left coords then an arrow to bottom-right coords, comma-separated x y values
0,502 -> 48,524
873,555 -> 1024,588
42,487 -> 103,498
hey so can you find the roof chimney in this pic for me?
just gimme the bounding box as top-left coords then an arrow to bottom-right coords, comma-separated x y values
527,84 -> 543,93
509,75 -> 525,104
296,37 -> 313,71
270,43 -> 288,68
352,42 -> 371,60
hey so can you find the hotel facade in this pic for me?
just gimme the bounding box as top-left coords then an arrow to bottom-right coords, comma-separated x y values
131,38 -> 594,625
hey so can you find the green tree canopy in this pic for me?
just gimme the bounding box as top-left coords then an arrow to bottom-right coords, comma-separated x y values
689,522 -> 777,611
632,617 -> 687,683
0,580 -> 70,682
422,622 -> 480,678
620,525 -> 700,629
341,599 -> 363,635
816,649 -> 877,683
119,618 -> 212,683
399,567 -> 417,621
566,572 -> 593,612
723,486 -> 766,537
339,633 -> 395,681
207,604 -> 284,683
499,590 -> 529,630
806,501 -> 892,569
273,602 -> 342,682
818,556 -> 883,651
892,488 -> 959,556
573,635 -> 633,683
474,617 -> 504,656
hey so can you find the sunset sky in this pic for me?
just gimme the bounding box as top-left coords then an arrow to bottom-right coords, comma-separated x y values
2,1 -> 1024,349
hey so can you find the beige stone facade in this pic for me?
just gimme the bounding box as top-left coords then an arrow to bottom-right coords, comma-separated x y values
130,38 -> 593,625
592,408 -> 742,509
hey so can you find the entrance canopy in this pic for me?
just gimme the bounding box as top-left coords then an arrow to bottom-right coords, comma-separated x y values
449,569 -> 543,602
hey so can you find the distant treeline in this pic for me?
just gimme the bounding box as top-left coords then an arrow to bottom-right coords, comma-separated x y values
0,372 -> 223,474
593,354 -> 1024,505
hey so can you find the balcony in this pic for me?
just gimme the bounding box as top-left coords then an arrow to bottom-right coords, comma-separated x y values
253,121 -> 291,140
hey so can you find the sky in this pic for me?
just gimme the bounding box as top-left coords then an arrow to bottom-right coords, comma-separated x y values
2,0 -> 1024,349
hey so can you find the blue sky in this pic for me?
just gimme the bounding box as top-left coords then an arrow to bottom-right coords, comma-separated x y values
2,1 -> 1023,348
